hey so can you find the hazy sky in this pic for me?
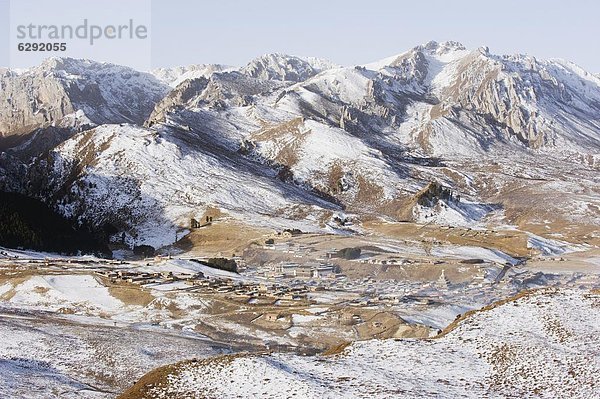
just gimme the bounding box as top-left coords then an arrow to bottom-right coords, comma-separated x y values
151,0 -> 599,71
0,0 -> 7,65
1,0 -> 599,72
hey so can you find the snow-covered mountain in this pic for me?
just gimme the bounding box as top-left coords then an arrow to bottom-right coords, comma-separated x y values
270,41 -> 600,155
1,58 -> 168,132
25,124 -> 338,248
0,57 -> 169,156
152,63 -> 235,87
240,53 -> 339,82
2,42 -> 599,248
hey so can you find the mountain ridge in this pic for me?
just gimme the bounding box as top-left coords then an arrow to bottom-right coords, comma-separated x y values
1,41 -> 599,248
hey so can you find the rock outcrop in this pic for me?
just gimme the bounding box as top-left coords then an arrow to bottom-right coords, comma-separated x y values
0,58 -> 169,150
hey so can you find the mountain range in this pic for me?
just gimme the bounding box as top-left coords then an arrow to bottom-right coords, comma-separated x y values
1,41 -> 599,249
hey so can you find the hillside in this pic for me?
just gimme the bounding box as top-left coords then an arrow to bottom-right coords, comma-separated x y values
119,289 -> 600,399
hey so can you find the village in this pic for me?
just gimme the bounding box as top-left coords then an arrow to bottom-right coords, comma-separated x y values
0,226 -> 532,315
1,224 -> 596,350
95,267 -> 314,304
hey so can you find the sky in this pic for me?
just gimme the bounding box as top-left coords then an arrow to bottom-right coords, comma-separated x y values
1,0 -> 599,72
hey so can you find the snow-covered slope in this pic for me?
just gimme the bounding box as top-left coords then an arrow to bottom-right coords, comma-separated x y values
0,274 -> 123,314
0,57 -> 170,163
0,271 -> 224,398
138,289 -> 600,399
26,124 -> 339,248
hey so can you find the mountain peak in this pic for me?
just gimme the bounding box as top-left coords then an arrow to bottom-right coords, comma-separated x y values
364,40 -> 469,71
241,53 -> 336,82
151,64 -> 234,87
420,40 -> 467,54
39,57 -> 108,72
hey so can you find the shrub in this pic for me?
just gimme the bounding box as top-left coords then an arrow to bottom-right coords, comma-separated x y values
133,245 -> 155,258
205,257 -> 238,273
336,247 -> 361,260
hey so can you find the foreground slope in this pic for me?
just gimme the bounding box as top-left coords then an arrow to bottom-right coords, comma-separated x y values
121,289 -> 600,399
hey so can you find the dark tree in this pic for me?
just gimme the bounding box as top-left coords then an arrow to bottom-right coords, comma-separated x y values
0,191 -> 111,257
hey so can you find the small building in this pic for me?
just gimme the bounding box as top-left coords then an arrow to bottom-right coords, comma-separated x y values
339,313 -> 362,325
264,313 -> 281,322
201,207 -> 221,224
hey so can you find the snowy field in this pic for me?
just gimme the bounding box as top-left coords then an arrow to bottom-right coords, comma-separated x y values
0,310 -> 226,398
141,289 -> 600,399
0,268 -> 232,397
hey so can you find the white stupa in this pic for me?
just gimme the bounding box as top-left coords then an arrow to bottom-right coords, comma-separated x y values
437,269 -> 451,289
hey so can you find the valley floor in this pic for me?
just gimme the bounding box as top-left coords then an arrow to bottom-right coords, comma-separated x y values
0,222 -> 598,398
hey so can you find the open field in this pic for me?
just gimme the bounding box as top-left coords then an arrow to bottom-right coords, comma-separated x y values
173,219 -> 272,257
